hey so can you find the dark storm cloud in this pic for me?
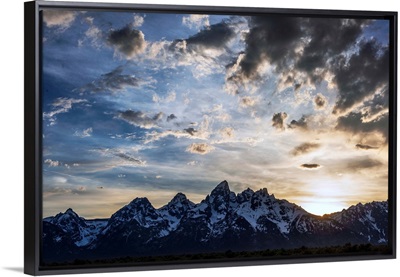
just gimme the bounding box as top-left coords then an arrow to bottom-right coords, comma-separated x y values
227,17 -> 376,97
300,164 -> 321,170
238,16 -> 302,80
336,111 -> 388,141
288,116 -> 308,130
185,21 -> 236,49
331,39 -> 389,114
296,19 -> 367,81
272,112 -> 288,130
107,24 -> 146,59
184,127 -> 197,136
361,85 -> 389,118
118,110 -> 163,129
355,144 -> 379,150
291,142 -> 320,156
80,66 -> 141,93
167,114 -> 177,122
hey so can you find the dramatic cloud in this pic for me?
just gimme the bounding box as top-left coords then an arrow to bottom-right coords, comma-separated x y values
118,110 -> 163,129
235,16 -> 302,81
107,24 -> 146,59
300,163 -> 321,170
41,12 -> 390,219
355,143 -> 379,150
331,40 -> 389,114
182,14 -> 210,29
167,114 -> 177,122
226,17 -> 370,94
336,111 -> 388,141
314,93 -> 327,110
186,143 -> 215,155
43,10 -> 77,29
272,112 -> 288,130
360,86 -> 389,122
291,142 -> 320,156
74,127 -> 93,138
80,66 -> 142,93
296,18 -> 366,81
185,21 -> 235,50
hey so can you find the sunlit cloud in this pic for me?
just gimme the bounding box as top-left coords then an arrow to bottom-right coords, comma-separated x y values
44,159 -> 61,167
43,10 -> 77,29
186,143 -> 215,155
132,15 -> 145,27
182,14 -> 210,30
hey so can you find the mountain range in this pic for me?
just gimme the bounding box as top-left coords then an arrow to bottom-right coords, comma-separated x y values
42,180 -> 388,263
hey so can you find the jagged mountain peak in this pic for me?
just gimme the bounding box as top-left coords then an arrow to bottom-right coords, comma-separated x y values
56,208 -> 79,218
160,192 -> 195,212
211,180 -> 230,194
128,197 -> 152,207
255,187 -> 269,197
237,187 -> 255,203
65,208 -> 76,214
53,208 -> 83,224
170,192 -> 189,204
43,180 -> 389,261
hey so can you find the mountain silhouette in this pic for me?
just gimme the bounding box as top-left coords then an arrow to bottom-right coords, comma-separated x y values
42,180 -> 388,263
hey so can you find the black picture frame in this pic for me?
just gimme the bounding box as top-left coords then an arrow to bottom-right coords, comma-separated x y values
24,0 -> 397,275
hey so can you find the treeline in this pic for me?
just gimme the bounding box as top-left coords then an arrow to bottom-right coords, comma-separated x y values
41,243 -> 392,269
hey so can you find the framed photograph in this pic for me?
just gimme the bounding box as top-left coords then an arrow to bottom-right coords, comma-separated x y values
24,0 -> 397,275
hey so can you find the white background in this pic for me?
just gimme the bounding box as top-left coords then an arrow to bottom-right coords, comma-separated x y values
0,0 -> 398,276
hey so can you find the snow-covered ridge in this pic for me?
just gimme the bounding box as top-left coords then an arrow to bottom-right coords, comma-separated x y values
43,180 -> 389,249
44,209 -> 108,247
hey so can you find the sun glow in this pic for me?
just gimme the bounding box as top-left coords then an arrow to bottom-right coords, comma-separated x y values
297,177 -> 356,216
301,201 -> 347,216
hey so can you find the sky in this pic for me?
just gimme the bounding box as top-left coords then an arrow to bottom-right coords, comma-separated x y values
41,8 -> 390,218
